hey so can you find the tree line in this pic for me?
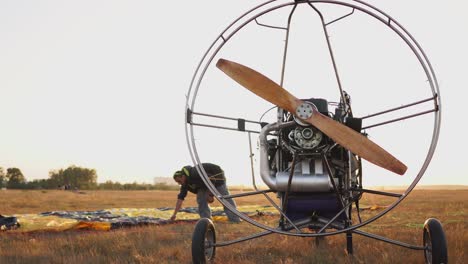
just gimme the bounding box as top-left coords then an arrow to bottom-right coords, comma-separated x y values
0,165 -> 177,191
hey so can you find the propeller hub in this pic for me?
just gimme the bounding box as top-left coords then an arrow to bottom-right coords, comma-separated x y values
295,102 -> 316,126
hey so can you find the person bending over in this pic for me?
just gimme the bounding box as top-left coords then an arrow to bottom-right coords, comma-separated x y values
170,163 -> 241,223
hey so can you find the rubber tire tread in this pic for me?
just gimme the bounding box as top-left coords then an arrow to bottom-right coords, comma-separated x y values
423,218 -> 448,264
192,218 -> 216,264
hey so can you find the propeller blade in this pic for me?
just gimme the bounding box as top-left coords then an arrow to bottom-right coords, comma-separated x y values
216,59 -> 301,114
216,58 -> 407,175
307,111 -> 407,175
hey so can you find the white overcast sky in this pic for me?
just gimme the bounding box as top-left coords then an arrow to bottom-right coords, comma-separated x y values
0,0 -> 467,186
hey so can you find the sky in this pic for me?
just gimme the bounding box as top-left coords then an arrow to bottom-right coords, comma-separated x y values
0,0 -> 467,187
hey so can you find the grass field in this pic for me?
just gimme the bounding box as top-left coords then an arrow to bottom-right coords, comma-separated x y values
0,189 -> 466,263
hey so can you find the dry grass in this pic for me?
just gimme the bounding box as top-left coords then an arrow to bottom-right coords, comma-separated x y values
0,189 -> 466,263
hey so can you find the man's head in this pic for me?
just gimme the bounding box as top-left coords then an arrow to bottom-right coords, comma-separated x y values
173,170 -> 187,185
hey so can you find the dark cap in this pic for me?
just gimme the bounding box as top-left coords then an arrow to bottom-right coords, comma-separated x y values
173,170 -> 184,179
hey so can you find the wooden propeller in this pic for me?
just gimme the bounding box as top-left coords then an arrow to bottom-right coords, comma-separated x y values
216,58 -> 407,175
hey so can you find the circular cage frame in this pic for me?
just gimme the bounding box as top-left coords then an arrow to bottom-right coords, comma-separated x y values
184,0 -> 441,237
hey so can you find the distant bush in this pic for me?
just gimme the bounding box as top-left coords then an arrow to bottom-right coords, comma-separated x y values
96,181 -> 178,191
0,165 -> 180,191
154,183 -> 179,191
49,166 -> 98,190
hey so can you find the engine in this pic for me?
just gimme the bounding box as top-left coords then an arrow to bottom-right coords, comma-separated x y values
288,126 -> 323,150
259,97 -> 359,193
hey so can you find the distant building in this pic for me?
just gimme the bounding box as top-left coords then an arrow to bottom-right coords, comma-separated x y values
154,177 -> 176,186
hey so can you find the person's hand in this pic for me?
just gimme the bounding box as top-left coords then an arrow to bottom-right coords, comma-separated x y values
207,193 -> 214,203
170,215 -> 176,221
207,196 -> 214,203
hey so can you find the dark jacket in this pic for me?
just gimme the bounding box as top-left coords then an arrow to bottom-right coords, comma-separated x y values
177,163 -> 226,200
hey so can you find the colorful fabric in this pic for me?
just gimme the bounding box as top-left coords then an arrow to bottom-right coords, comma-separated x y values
4,205 -> 277,232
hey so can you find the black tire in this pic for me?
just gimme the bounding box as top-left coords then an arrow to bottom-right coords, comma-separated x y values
192,218 -> 216,264
423,218 -> 448,264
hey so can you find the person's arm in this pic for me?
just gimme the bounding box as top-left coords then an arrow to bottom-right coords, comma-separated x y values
170,199 -> 184,221
171,185 -> 188,221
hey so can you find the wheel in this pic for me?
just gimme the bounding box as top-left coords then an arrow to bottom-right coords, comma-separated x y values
423,218 -> 448,264
192,218 -> 216,264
